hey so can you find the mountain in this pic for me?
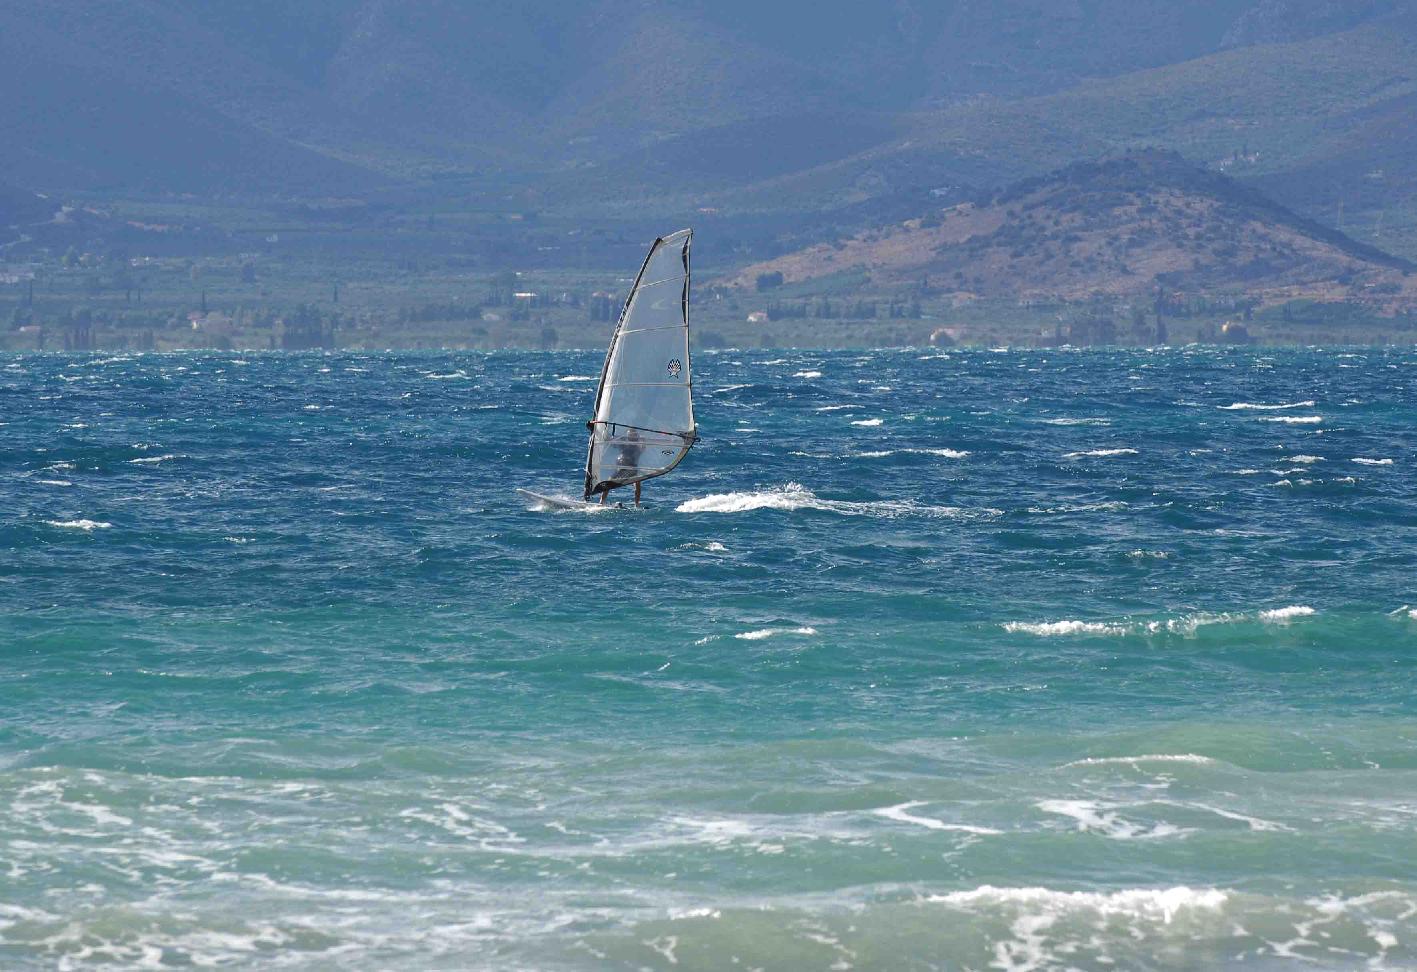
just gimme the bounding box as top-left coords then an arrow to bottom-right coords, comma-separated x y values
0,183 -> 58,227
2,1 -> 1416,259
725,152 -> 1415,306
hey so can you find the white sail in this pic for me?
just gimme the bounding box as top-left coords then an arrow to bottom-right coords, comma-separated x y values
584,229 -> 696,498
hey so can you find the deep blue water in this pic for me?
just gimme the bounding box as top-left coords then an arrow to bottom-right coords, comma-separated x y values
2,347 -> 1416,970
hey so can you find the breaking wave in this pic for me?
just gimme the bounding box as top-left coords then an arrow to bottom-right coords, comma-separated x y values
676,484 -> 999,519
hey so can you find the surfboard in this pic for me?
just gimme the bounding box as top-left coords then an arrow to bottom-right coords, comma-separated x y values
517,488 -> 599,510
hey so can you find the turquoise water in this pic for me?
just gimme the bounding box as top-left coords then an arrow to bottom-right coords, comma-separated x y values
3,347 -> 1416,970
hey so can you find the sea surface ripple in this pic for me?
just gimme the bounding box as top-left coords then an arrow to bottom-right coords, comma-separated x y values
2,347 -> 1416,970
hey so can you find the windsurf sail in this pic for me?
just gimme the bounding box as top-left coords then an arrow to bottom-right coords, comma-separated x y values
584,228 -> 697,499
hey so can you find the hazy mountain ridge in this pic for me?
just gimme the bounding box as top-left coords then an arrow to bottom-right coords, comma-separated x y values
3,1 -> 1410,193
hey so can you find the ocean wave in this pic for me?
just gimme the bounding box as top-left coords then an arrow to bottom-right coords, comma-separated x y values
1286,455 -> 1324,463
1003,606 -> 1317,637
850,418 -> 884,427
557,375 -> 595,382
1003,620 -> 1130,636
44,519 -> 111,531
1219,400 -> 1315,410
126,454 -> 183,465
733,626 -> 819,641
1037,799 -> 1190,840
676,484 -> 999,519
1039,417 -> 1111,425
1353,457 -> 1393,465
1064,448 -> 1138,459
1062,754 -> 1214,768
793,370 -> 823,379
874,801 -> 1002,835
1257,605 -> 1315,622
814,404 -> 860,412
853,447 -> 969,459
1260,416 -> 1322,424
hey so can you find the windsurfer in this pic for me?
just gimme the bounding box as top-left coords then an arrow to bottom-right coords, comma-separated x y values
600,427 -> 644,505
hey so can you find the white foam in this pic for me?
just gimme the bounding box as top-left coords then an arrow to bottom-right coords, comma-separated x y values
423,370 -> 470,380
854,447 -> 969,459
1353,457 -> 1393,466
733,627 -> 818,641
1260,416 -> 1322,424
1258,605 -> 1315,622
44,519 -> 111,531
1008,607 -> 1315,638
1286,455 -> 1324,464
850,418 -> 884,427
1036,800 -> 1187,840
676,484 -> 997,519
1183,802 -> 1291,832
1040,417 -> 1111,426
37,479 -> 73,487
1064,448 -> 1138,459
929,885 -> 1228,922
557,375 -> 595,382
127,454 -> 181,465
1063,754 -> 1214,768
1219,401 -> 1315,410
793,370 -> 823,379
1003,620 -> 1128,637
875,801 -> 1002,835
815,404 -> 860,412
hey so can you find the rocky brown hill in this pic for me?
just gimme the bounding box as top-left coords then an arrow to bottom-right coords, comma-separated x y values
728,152 -> 1416,308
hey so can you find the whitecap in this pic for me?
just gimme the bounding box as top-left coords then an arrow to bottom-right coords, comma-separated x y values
423,370 -> 470,380
1064,448 -> 1138,459
815,404 -> 860,412
851,418 -> 884,427
1260,416 -> 1322,424
793,370 -> 823,379
557,375 -> 595,382
928,885 -> 1227,920
1286,455 -> 1324,464
676,484 -> 997,519
44,519 -> 111,531
1258,605 -> 1315,622
875,801 -> 1002,835
1040,417 -> 1111,426
733,627 -> 818,641
1353,457 -> 1393,466
1063,754 -> 1214,768
1036,799 -> 1188,840
1003,620 -> 1129,637
126,454 -> 182,465
1219,401 -> 1315,410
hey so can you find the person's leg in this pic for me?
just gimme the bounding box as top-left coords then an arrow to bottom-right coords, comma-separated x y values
599,490 -> 607,505
634,481 -> 641,505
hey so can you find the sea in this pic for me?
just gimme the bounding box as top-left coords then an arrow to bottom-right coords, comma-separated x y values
2,347 -> 1416,970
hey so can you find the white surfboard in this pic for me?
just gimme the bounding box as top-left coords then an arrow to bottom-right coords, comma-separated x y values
517,488 -> 591,510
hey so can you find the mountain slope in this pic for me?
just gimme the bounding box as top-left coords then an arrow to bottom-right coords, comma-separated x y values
1,0 -> 1410,200
727,152 -> 1415,305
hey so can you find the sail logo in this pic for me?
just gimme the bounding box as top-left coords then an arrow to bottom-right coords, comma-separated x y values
666,358 -> 682,378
